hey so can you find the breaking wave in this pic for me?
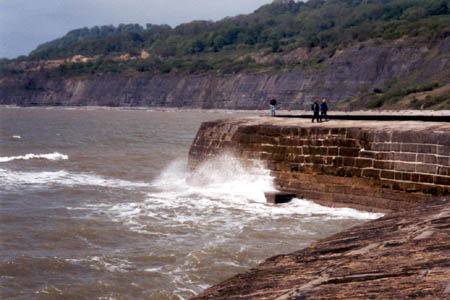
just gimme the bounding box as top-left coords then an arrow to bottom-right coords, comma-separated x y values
91,154 -> 383,236
0,152 -> 68,163
0,168 -> 150,191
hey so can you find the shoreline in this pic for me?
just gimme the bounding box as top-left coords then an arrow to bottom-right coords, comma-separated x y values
1,105 -> 450,116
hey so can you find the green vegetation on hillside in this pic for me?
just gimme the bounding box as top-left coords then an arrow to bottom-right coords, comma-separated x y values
25,0 -> 450,62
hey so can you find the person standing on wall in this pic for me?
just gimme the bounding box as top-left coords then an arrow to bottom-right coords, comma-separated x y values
270,97 -> 277,117
320,98 -> 328,122
312,100 -> 320,122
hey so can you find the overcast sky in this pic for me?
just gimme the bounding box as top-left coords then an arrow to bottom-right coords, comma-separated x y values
0,0 -> 274,59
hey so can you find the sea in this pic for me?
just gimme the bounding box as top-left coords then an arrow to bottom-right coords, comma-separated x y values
0,107 -> 383,300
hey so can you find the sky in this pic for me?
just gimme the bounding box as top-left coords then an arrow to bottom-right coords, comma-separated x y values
0,0 -> 273,59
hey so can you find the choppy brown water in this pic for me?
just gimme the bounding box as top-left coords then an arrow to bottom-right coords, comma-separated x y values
0,107 -> 382,300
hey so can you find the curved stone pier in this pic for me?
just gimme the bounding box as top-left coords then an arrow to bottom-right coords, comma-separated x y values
188,117 -> 450,299
189,117 -> 450,212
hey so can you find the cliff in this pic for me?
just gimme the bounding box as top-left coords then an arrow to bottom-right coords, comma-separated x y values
2,37 -> 450,110
188,117 -> 450,299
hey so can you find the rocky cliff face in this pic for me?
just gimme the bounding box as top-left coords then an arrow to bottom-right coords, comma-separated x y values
1,38 -> 450,109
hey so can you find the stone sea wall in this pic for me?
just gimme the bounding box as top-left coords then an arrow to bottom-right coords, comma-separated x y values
188,117 -> 450,212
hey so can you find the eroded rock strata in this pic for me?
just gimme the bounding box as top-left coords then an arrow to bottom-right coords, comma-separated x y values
2,37 -> 450,109
188,118 -> 450,299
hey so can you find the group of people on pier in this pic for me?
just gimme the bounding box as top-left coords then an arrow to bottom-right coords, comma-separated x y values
269,97 -> 329,122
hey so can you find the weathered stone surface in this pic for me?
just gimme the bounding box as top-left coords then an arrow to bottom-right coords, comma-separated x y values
191,197 -> 450,300
188,117 -> 450,211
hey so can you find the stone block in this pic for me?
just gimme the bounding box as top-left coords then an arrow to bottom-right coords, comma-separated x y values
309,128 -> 320,136
371,142 -> 390,152
299,128 -> 309,136
375,152 -> 393,160
343,157 -> 356,167
394,153 -> 417,162
394,162 -> 416,172
423,155 -> 437,164
437,156 -> 450,166
356,158 -> 373,168
294,155 -> 305,163
262,126 -> 282,136
319,128 -> 331,135
258,136 -> 278,145
294,139 -> 305,147
390,143 -> 401,152
411,173 -> 420,182
310,146 -> 328,156
437,145 -> 450,156
438,167 -> 449,176
219,141 -> 235,150
391,130 -> 420,144
401,173 -> 412,181
374,130 -> 392,143
292,147 -> 303,155
381,170 -> 396,180
260,144 -> 274,153
374,160 -> 391,169
419,174 -> 434,184
280,127 -> 297,136
400,143 -> 418,153
330,128 -> 342,135
333,157 -> 344,166
359,150 -> 376,159
260,152 -> 272,161
339,147 -> 360,157
312,156 -> 326,164
416,154 -> 424,163
417,144 -> 437,154
436,132 -> 450,146
434,175 -> 450,186
328,147 -> 339,156
280,137 -> 294,146
325,156 -> 334,165
362,169 -> 381,179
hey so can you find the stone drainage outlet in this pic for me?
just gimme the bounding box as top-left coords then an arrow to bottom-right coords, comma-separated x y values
264,192 -> 296,204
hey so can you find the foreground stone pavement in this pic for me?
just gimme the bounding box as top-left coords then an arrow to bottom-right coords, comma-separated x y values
191,196 -> 450,299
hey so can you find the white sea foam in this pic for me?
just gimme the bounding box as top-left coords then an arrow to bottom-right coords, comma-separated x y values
149,154 -> 383,220
0,168 -> 150,190
96,154 -> 382,236
0,152 -> 68,163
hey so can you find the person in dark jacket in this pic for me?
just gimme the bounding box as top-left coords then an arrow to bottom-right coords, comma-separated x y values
270,97 -> 277,116
312,100 -> 320,122
320,98 -> 328,122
